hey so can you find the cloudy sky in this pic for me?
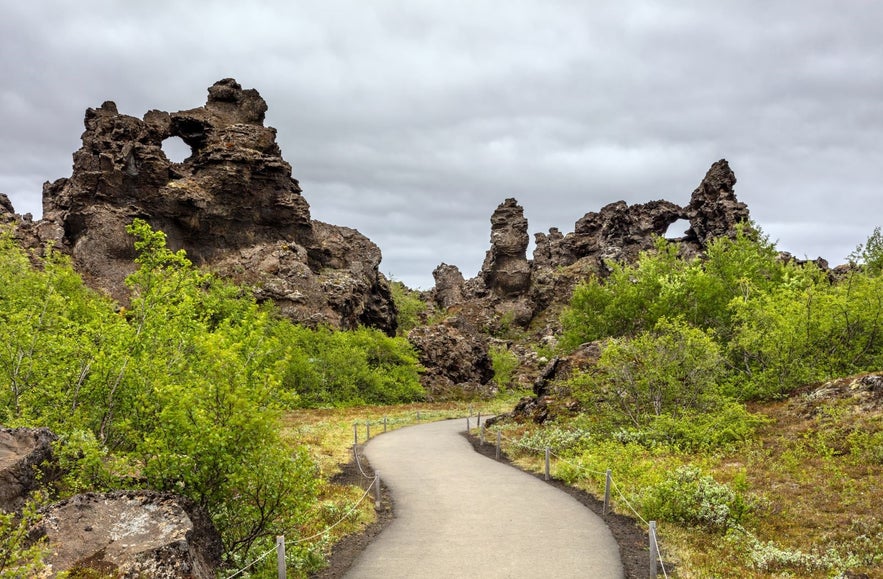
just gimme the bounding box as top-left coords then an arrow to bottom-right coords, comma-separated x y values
2,1 -> 882,288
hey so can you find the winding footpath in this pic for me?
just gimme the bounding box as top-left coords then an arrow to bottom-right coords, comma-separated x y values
344,418 -> 623,578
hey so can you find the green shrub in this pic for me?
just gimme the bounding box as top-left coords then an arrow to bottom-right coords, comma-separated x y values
572,318 -> 724,427
643,465 -> 749,532
489,345 -> 519,391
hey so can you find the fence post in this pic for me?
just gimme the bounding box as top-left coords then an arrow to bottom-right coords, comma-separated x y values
649,521 -> 658,578
276,535 -> 286,579
353,423 -> 358,446
603,469 -> 612,516
495,431 -> 501,459
477,412 -> 481,428
544,447 -> 551,480
366,420 -> 370,440
374,472 -> 382,509
383,416 -> 387,433
480,424 -> 485,444
466,416 -> 471,433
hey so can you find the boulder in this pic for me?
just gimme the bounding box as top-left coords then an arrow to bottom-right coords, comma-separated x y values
38,491 -> 222,579
407,319 -> 494,397
0,426 -> 58,512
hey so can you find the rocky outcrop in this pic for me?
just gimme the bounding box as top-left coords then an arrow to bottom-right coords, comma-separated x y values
430,159 -> 751,334
684,159 -> 748,246
37,491 -> 222,578
479,198 -> 532,297
431,263 -> 467,309
0,426 -> 58,512
407,319 -> 495,398
20,78 -> 395,334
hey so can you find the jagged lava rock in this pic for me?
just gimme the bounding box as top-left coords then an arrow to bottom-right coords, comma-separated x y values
479,198 -> 532,297
407,318 -> 494,397
36,78 -> 395,333
0,426 -> 58,512
38,491 -> 222,578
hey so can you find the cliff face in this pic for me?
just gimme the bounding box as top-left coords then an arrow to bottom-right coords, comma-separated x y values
20,79 -> 396,334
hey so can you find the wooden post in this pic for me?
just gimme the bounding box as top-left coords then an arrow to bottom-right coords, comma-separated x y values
276,535 -> 286,579
544,447 -> 551,480
366,420 -> 370,440
477,412 -> 481,428
604,469 -> 612,516
466,416 -> 471,433
495,431 -> 501,459
383,416 -> 387,433
480,424 -> 485,444
649,521 -> 658,578
416,411 -> 421,421
374,472 -> 382,509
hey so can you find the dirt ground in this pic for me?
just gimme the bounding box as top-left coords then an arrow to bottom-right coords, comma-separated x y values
312,433 -> 653,579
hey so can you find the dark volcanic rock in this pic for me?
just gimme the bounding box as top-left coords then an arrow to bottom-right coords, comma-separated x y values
479,198 -> 532,297
31,78 -> 395,334
431,159 -> 752,333
0,426 -> 58,512
407,319 -> 494,398
684,159 -> 749,246
38,491 -> 222,579
431,263 -> 467,309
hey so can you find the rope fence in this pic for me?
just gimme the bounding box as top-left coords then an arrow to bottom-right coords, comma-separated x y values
226,410 -> 437,578
228,409 -> 669,578
470,416 -> 670,578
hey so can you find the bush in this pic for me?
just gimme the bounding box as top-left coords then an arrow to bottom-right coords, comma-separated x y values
572,318 -> 724,427
643,465 -> 749,532
489,345 -> 519,390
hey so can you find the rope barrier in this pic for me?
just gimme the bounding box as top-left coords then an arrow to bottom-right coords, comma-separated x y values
486,425 -> 670,575
224,475 -> 378,578
353,443 -> 373,480
653,525 -> 670,579
225,545 -> 278,579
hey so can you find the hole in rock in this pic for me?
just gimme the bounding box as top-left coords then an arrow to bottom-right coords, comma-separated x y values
162,136 -> 192,163
665,219 -> 691,239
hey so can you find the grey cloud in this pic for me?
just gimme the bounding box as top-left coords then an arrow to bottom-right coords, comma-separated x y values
3,1 -> 883,289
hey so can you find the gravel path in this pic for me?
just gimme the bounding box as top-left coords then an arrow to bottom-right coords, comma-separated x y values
343,418 -> 624,578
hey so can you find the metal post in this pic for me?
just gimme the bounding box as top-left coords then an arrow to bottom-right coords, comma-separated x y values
649,521 -> 658,578
383,416 -> 387,433
366,420 -> 370,440
374,472 -> 382,509
276,535 -> 286,579
604,469 -> 612,516
495,431 -> 501,459
353,423 -> 358,446
544,447 -> 551,481
477,412 -> 481,428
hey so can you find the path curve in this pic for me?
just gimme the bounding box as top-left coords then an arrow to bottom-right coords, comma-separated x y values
344,419 -> 624,578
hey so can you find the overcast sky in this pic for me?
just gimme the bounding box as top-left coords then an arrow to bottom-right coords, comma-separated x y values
2,1 -> 882,288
